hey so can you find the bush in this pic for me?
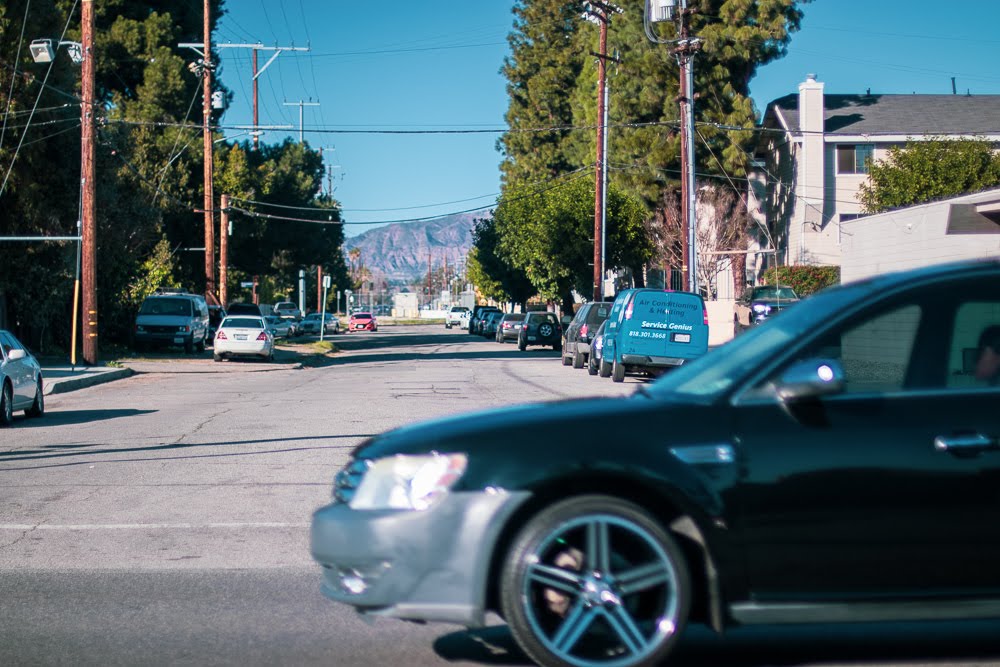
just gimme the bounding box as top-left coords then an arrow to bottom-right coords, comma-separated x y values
761,265 -> 840,297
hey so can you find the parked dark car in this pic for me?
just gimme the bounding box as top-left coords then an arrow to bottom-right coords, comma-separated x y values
734,284 -> 800,332
562,301 -> 612,369
496,312 -> 526,343
587,319 -> 608,376
517,311 -> 562,351
481,311 -> 503,338
207,305 -> 226,342
312,259 -> 1000,667
469,305 -> 501,335
226,302 -> 262,317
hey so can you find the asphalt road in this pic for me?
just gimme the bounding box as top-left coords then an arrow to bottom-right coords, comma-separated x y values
1,324 -> 998,666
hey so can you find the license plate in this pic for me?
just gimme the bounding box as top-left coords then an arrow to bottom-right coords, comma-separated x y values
672,333 -> 691,343
355,324 -> 364,329
235,334 -> 247,341
528,336 -> 537,341
173,337 -> 184,344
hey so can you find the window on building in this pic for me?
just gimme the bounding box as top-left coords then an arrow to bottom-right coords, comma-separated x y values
840,213 -> 863,222
837,144 -> 875,174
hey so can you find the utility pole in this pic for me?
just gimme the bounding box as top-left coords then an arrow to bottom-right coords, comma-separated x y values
316,265 -> 323,313
81,0 -> 97,364
583,2 -> 622,303
646,0 -> 700,294
202,0 -> 217,303
284,100 -> 320,143
219,194 -> 229,307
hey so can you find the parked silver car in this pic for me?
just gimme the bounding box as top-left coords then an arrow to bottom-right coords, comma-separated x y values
0,330 -> 44,425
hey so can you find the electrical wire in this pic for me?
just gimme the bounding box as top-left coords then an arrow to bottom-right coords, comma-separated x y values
0,0 -> 34,155
0,0 -> 80,201
151,82 -> 204,205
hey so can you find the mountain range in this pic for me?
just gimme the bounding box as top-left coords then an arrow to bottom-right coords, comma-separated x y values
342,212 -> 482,284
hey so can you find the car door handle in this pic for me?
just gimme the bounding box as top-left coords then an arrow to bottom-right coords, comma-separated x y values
933,434 -> 996,454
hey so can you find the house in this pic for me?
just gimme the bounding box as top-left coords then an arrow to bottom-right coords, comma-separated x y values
749,75 -> 1000,273
841,187 -> 1000,283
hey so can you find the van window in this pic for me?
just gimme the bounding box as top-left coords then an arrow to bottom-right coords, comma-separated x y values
140,297 -> 192,316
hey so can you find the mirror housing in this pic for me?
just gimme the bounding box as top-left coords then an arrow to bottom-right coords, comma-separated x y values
776,358 -> 845,402
7,349 -> 26,361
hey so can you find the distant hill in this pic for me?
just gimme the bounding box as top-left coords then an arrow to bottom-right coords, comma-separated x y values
343,212 -> 481,284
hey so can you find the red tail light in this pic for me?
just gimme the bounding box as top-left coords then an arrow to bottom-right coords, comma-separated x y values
256,331 -> 267,341
216,331 -> 227,340
580,324 -> 588,337
624,300 -> 634,321
703,308 -> 709,325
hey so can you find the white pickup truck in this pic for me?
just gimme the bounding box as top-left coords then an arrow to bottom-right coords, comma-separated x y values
445,306 -> 470,329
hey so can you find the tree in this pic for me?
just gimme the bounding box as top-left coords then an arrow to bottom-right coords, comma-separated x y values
495,176 -> 650,311
858,138 -> 1000,214
467,216 -> 535,309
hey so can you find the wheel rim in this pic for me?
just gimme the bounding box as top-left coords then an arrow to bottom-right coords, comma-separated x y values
540,324 -> 553,337
519,514 -> 682,667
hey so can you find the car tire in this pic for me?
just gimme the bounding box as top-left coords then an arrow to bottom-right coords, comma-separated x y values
26,379 -> 44,418
196,336 -> 206,353
539,323 -> 553,338
213,354 -> 223,362
588,356 -> 599,376
561,352 -> 572,366
499,495 -> 691,667
599,359 -> 612,378
553,344 -> 562,352
184,338 -> 194,354
0,382 -> 13,426
518,338 -> 527,352
612,357 -> 626,383
572,350 -> 585,369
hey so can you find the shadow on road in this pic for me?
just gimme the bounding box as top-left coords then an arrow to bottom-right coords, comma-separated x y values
8,408 -> 156,429
433,620 -> 1000,666
0,432 -> 374,468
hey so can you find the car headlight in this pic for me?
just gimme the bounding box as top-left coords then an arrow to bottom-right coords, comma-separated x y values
348,453 -> 467,511
752,303 -> 770,314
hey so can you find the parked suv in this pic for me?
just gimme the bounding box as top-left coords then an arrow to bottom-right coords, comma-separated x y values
445,306 -> 469,329
134,290 -> 209,353
273,301 -> 302,321
470,305 -> 501,335
562,301 -> 612,369
517,311 -> 562,351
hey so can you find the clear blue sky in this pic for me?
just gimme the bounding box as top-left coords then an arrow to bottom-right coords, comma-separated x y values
216,1 -> 1000,238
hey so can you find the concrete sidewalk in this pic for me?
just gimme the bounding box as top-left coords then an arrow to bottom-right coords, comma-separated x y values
41,364 -> 134,396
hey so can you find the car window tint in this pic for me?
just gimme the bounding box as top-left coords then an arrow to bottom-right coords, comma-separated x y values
0,333 -> 12,357
947,300 -> 1000,389
224,318 -> 263,329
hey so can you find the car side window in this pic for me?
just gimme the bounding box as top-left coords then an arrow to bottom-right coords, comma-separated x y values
752,303 -> 923,397
0,333 -> 12,358
946,300 -> 1000,389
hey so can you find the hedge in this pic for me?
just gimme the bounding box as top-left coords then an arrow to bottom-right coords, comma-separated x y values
761,265 -> 840,297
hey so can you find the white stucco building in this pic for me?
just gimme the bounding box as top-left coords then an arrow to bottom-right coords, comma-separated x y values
750,75 -> 1000,273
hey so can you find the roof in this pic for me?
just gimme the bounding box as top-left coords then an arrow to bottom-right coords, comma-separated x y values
768,93 -> 1000,136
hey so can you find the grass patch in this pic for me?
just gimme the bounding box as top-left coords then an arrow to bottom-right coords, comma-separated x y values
307,340 -> 339,354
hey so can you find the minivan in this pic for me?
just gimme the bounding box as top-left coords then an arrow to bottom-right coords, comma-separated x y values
134,291 -> 210,353
600,288 -> 708,382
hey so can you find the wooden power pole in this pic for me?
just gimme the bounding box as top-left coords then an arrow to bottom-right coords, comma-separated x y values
81,0 -> 97,365
202,0 -> 216,303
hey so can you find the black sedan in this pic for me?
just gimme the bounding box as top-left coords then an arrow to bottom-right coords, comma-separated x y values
734,284 -> 799,332
312,259 -> 1000,667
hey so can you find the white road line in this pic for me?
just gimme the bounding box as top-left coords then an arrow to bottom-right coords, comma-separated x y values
0,522 -> 311,530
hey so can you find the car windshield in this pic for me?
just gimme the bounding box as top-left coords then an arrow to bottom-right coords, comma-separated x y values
222,317 -> 263,329
642,281 -> 871,401
353,313 -> 372,319
751,286 -> 798,300
140,298 -> 191,316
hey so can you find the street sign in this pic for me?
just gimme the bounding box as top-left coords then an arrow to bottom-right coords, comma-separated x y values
323,275 -> 332,288
240,281 -> 253,288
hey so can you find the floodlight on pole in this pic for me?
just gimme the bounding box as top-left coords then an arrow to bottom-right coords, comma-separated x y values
29,39 -> 83,64
648,0 -> 682,22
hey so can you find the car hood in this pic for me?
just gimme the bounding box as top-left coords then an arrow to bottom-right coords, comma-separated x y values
751,297 -> 799,308
136,315 -> 189,325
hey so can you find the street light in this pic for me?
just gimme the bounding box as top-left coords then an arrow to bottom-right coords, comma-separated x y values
29,38 -> 83,64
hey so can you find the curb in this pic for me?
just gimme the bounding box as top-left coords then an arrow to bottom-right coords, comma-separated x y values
43,368 -> 134,396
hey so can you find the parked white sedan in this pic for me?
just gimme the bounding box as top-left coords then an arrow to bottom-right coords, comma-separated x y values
213,316 -> 274,362
0,329 -> 44,425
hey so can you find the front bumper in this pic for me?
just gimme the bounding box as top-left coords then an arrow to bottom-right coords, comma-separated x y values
311,489 -> 531,626
135,331 -> 192,346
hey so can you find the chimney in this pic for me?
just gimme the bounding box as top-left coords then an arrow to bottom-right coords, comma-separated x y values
798,73 -> 825,135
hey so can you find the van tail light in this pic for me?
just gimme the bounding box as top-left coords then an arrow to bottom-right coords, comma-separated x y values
216,331 -> 227,340
580,324 -> 588,337
624,301 -> 634,321
256,331 -> 268,341
703,308 -> 709,325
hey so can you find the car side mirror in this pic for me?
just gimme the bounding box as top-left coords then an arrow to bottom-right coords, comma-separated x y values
7,349 -> 26,361
776,358 -> 845,402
